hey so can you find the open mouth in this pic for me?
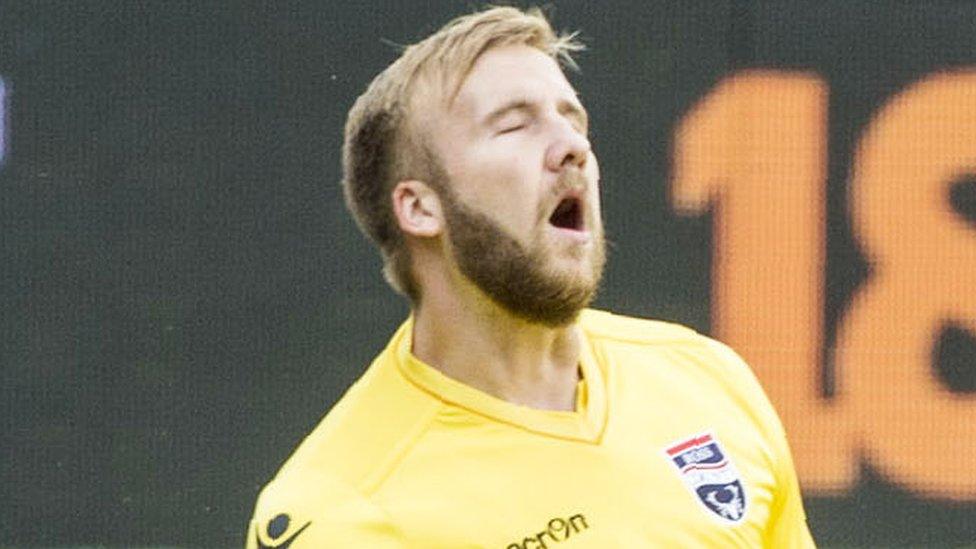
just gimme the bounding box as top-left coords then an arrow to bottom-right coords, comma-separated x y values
548,197 -> 584,231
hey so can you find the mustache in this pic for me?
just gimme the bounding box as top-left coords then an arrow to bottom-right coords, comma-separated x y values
553,169 -> 588,197
536,169 -> 593,224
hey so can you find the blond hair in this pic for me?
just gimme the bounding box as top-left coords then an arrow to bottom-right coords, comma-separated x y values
341,6 -> 583,301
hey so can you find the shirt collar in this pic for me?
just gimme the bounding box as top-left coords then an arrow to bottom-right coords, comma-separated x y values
389,313 -> 608,443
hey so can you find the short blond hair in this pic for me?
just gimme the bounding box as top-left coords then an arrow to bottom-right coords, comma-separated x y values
341,6 -> 583,301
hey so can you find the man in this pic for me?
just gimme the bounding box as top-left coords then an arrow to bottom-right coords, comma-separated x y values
248,6 -> 815,548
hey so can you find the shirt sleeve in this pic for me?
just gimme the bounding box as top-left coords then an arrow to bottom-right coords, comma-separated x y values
246,471 -> 404,549
764,434 -> 817,548
705,339 -> 817,548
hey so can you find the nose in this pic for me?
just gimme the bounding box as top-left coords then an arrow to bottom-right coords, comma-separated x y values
544,119 -> 591,172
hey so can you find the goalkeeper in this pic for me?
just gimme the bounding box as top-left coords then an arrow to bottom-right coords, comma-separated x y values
247,6 -> 815,548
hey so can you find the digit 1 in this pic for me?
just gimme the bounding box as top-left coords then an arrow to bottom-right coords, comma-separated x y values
671,71 -> 854,492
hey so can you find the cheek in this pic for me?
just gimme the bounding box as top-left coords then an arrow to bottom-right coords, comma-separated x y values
586,160 -> 602,210
475,158 -> 541,213
448,138 -> 548,227
590,188 -> 603,217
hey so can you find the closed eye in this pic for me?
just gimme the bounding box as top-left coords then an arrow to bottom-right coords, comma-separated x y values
497,124 -> 525,135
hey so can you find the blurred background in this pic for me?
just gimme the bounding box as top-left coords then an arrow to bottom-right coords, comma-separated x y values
1,1 -> 975,547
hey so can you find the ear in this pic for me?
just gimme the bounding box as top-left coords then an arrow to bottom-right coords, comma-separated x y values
392,180 -> 444,238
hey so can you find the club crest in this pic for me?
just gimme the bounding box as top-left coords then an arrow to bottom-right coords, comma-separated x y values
664,432 -> 747,523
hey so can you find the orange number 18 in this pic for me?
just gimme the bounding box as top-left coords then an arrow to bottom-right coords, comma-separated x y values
672,70 -> 976,499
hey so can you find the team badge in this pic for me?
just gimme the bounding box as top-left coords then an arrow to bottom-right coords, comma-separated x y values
664,432 -> 747,523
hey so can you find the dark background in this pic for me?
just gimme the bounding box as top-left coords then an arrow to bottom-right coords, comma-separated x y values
2,1 -> 975,547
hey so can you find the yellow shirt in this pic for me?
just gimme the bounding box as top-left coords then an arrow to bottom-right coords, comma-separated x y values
247,309 -> 815,548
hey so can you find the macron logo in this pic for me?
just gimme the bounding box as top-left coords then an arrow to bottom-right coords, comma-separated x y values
506,513 -> 589,549
254,513 -> 311,549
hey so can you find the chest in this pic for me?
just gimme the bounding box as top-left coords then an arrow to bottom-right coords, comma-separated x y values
375,413 -> 776,548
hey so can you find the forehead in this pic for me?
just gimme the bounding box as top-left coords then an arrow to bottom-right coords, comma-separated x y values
449,44 -> 581,119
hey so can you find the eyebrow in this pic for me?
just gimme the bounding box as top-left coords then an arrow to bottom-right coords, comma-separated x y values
482,97 -> 589,131
559,99 -> 589,131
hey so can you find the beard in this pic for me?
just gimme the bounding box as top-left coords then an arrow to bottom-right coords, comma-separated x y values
436,176 -> 606,328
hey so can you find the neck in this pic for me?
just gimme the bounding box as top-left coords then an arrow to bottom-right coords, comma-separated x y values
411,275 -> 582,412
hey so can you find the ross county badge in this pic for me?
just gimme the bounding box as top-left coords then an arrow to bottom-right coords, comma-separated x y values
664,432 -> 747,524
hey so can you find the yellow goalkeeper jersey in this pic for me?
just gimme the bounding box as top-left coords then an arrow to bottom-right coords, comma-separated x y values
247,309 -> 815,548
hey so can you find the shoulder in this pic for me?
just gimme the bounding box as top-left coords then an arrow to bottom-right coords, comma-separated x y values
581,308 -> 792,448
247,470 -> 404,548
282,347 -> 440,487
580,308 -> 707,348
580,308 -> 762,389
247,348 -> 439,547
250,346 -> 441,523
